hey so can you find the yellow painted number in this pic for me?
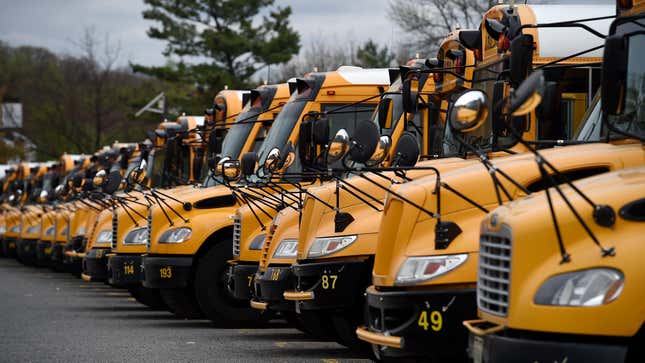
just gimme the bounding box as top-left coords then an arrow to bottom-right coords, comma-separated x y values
247,275 -> 253,286
123,264 -> 135,275
321,274 -> 338,290
160,266 -> 173,279
418,310 -> 443,332
271,269 -> 280,281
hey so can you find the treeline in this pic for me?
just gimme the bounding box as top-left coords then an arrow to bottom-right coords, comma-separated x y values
0,37 -> 204,161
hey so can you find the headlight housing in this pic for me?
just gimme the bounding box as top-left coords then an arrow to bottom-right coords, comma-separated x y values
0,226 -> 6,234
395,254 -> 468,286
249,233 -> 266,251
308,235 -> 357,258
45,226 -> 56,236
273,239 -> 298,258
95,230 -> 112,244
123,227 -> 148,245
26,225 -> 41,235
10,224 -> 21,233
158,227 -> 191,244
534,268 -> 624,306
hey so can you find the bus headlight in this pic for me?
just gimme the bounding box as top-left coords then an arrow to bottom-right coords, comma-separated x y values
95,230 -> 112,244
395,254 -> 468,286
534,268 -> 624,306
123,227 -> 148,245
273,239 -> 298,258
308,235 -> 357,258
26,225 -> 41,235
0,226 -> 6,234
158,227 -> 192,244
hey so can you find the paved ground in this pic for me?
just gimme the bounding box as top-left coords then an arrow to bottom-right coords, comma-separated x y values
0,258 -> 369,362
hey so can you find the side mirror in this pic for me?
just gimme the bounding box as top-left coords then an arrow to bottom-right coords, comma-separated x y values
402,78 -> 419,113
264,148 -> 281,173
365,136 -> 392,167
208,129 -> 224,155
104,170 -> 123,194
279,141 -> 296,171
510,70 -> 545,116
54,184 -> 65,197
39,190 -> 49,203
509,34 -> 533,87
377,99 -> 392,130
391,132 -> 419,167
449,90 -> 489,132
348,120 -> 380,164
601,34 -> 627,116
217,157 -> 240,181
240,152 -> 258,177
326,129 -> 350,164
93,170 -> 107,187
313,117 -> 330,145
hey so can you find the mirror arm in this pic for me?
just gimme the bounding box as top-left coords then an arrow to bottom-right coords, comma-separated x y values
519,14 -> 615,40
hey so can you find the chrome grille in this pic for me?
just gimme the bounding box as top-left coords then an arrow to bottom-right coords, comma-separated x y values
111,210 -> 118,249
232,213 -> 241,256
477,224 -> 512,317
258,223 -> 277,271
146,207 -> 152,251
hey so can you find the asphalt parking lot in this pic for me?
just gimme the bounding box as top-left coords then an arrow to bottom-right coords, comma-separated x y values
0,258 -> 369,362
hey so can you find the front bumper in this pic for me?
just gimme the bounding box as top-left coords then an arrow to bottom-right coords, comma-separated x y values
466,325 -> 628,363
253,265 -> 295,311
16,238 -> 38,262
50,243 -> 64,264
36,240 -> 53,263
358,286 -> 476,359
108,254 -> 143,287
81,247 -> 110,282
226,262 -> 258,301
63,236 -> 85,264
2,237 -> 17,257
285,259 -> 370,311
142,255 -> 192,289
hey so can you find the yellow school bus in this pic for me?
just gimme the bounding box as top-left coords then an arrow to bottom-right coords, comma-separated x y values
465,2 -> 645,362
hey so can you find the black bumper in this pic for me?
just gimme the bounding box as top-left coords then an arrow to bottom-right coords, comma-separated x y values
468,329 -> 628,363
254,265 -> 295,311
108,254 -> 143,287
82,248 -> 110,282
1,237 -> 17,257
364,287 -> 477,360
50,243 -> 64,264
226,262 -> 258,301
63,236 -> 85,265
291,259 -> 371,311
142,255 -> 192,289
35,240 -> 53,264
16,238 -> 38,263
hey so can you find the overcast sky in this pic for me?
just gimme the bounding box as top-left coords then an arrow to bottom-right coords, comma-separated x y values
0,0 -> 397,67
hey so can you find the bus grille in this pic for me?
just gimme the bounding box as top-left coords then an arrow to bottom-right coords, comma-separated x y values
146,208 -> 152,251
477,225 -> 512,317
258,223 -> 277,271
111,210 -> 118,249
232,213 -> 241,256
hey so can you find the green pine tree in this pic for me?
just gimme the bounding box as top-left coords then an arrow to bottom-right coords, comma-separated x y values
133,0 -> 300,92
355,40 -> 395,68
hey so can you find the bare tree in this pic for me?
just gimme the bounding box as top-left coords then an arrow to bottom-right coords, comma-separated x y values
388,0 -> 494,58
73,28 -> 122,149
273,36 -> 356,81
